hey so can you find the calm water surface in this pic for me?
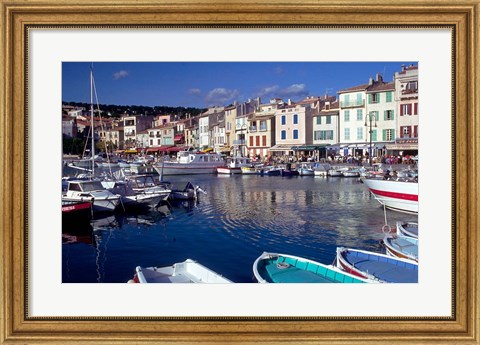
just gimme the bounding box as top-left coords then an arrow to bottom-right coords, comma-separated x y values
62,174 -> 418,283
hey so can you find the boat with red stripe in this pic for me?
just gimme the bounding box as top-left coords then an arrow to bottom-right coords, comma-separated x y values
362,177 -> 418,214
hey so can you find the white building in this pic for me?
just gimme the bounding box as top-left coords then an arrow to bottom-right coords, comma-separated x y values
392,64 -> 419,155
338,74 -> 396,160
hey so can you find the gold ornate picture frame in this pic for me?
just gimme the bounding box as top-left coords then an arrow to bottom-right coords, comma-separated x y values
1,0 -> 479,344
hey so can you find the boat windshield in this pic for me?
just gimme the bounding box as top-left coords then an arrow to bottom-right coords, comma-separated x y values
81,181 -> 105,192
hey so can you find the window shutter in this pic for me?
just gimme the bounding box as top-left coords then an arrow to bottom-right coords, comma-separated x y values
400,105 -> 404,116
414,103 -> 418,115
375,111 -> 379,121
407,104 -> 412,115
391,129 -> 395,140
391,110 -> 394,120
384,110 -> 387,120
382,129 -> 386,141
368,94 -> 372,104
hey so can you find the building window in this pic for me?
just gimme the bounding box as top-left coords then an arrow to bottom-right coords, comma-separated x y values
293,130 -> 298,139
401,104 -> 412,116
281,115 -> 286,125
344,128 -> 350,140
369,93 -> 380,104
356,109 -> 363,121
401,126 -> 411,138
326,116 -> 331,124
386,91 -> 393,102
344,110 -> 350,122
281,130 -> 286,140
249,136 -> 254,146
293,114 -> 298,124
316,116 -> 321,125
262,135 -> 267,146
406,80 -> 418,91
255,136 -> 260,146
357,127 -> 363,140
383,129 -> 395,141
260,120 -> 267,131
384,110 -> 394,120
314,130 -> 333,140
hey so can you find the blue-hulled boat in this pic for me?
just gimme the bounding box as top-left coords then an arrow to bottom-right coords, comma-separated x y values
253,252 -> 371,283
383,235 -> 419,262
335,247 -> 418,283
396,221 -> 418,239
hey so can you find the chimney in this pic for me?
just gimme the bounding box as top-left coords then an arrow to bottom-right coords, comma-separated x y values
376,73 -> 383,82
288,99 -> 292,105
369,77 -> 374,86
401,64 -> 406,71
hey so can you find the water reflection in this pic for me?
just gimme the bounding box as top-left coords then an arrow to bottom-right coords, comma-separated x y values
62,175 -> 418,283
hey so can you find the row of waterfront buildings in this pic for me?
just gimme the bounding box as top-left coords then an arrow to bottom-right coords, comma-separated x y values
62,64 -> 418,160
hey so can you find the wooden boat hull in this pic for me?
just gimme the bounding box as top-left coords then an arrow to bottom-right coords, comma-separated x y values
133,259 -> 232,283
335,247 -> 418,283
396,221 -> 418,239
253,252 -> 369,283
383,236 -> 419,262
217,167 -> 242,174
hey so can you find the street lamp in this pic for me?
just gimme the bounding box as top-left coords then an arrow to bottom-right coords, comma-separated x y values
365,112 -> 377,166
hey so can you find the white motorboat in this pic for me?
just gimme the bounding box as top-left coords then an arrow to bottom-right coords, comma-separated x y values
153,150 -> 225,175
341,168 -> 361,177
101,180 -> 166,209
170,182 -> 206,200
313,163 -> 330,176
327,168 -> 343,177
297,162 -> 315,176
241,165 -> 257,175
362,177 -> 418,214
130,259 -> 233,283
63,180 -> 121,213
217,156 -> 251,174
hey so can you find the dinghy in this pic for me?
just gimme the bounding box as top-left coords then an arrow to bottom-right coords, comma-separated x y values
253,252 -> 370,283
131,259 -> 232,283
383,235 -> 419,262
335,247 -> 418,283
396,221 -> 418,239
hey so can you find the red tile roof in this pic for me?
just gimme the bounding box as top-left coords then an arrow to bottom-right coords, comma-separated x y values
337,83 -> 370,94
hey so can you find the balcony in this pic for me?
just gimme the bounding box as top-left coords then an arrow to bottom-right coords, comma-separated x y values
233,140 -> 246,146
340,99 -> 365,108
259,125 -> 267,132
249,126 -> 257,132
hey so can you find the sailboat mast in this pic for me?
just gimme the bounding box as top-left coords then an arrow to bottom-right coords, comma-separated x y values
90,65 -> 95,176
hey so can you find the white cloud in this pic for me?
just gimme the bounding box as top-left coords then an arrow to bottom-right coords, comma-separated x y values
255,85 -> 279,98
205,88 -> 239,106
278,84 -> 309,99
113,70 -> 129,80
188,88 -> 202,95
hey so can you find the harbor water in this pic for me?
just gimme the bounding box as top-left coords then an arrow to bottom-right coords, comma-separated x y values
62,172 -> 418,283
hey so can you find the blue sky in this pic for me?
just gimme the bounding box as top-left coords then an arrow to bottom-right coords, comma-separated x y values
62,62 -> 416,108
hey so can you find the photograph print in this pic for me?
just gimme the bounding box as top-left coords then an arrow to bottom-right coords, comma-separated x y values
61,61 -> 419,284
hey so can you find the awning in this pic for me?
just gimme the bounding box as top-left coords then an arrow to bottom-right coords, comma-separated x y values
167,146 -> 184,153
385,143 -> 419,150
174,134 -> 184,141
219,146 -> 231,153
292,145 -> 329,151
124,149 -> 138,154
146,147 -> 167,153
269,144 -> 295,151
